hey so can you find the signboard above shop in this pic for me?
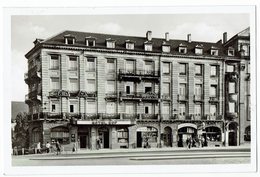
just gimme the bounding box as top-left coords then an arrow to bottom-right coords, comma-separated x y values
77,120 -> 133,125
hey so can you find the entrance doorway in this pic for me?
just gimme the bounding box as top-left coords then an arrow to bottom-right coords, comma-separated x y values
136,132 -> 142,148
163,127 -> 172,147
78,133 -> 88,149
178,127 -> 197,147
98,127 -> 109,149
228,122 -> 238,146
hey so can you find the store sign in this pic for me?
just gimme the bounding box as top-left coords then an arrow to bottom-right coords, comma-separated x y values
77,120 -> 132,125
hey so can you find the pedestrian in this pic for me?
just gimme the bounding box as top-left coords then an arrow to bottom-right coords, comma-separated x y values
37,142 -> 42,154
46,142 -> 51,153
72,142 -> 76,153
55,140 -> 61,155
96,138 -> 100,150
186,137 -> 190,149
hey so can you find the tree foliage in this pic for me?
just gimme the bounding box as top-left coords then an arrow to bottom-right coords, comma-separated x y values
12,112 -> 29,148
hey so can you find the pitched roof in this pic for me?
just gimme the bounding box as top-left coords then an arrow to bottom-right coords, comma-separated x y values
41,30 -> 225,57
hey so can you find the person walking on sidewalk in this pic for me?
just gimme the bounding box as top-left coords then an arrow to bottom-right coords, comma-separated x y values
55,140 -> 61,155
37,142 -> 42,154
46,142 -> 51,153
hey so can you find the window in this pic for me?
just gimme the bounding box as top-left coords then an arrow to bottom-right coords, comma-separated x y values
163,62 -> 170,74
51,77 -> 60,90
210,104 -> 217,116
227,65 -> 235,72
195,48 -> 203,55
179,84 -> 186,96
126,42 -> 134,50
69,56 -> 77,70
195,64 -> 203,75
195,104 -> 202,116
125,104 -> 135,114
106,102 -> 116,114
195,84 -> 202,96
179,103 -> 186,116
229,82 -> 236,94
86,57 -> 95,71
86,79 -> 95,92
179,47 -> 187,54
229,102 -> 236,113
126,86 -> 130,94
106,80 -> 115,93
144,61 -> 154,74
163,82 -> 170,95
240,44 -> 249,56
50,127 -> 69,144
67,38 -> 74,45
106,41 -> 115,48
50,55 -> 59,69
145,87 -> 152,93
144,82 -> 152,93
117,128 -> 129,143
69,78 -> 78,91
86,39 -> 95,47
162,45 -> 170,53
145,107 -> 149,114
211,49 -> 218,56
125,82 -> 134,94
210,65 -> 218,76
70,105 -> 74,113
144,44 -> 152,51
107,59 -> 115,73
228,47 -> 235,56
210,85 -> 217,97
51,100 -> 60,113
125,60 -> 135,73
87,101 -> 96,113
179,63 -> 187,75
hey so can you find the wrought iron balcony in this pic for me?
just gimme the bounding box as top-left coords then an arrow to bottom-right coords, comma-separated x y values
28,64 -> 41,79
118,69 -> 159,82
99,113 -> 120,120
105,92 -> 117,100
83,113 -> 98,120
141,92 -> 159,101
122,113 -> 139,120
86,91 -> 97,98
138,114 -> 159,121
119,92 -> 142,101
209,97 -> 219,103
194,95 -> 204,102
177,94 -> 188,102
162,94 -> 171,100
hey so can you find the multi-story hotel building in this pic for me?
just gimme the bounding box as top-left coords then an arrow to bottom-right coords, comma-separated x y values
24,27 -> 250,149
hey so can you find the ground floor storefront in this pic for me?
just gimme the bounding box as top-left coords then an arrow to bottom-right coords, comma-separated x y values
28,119 -> 247,150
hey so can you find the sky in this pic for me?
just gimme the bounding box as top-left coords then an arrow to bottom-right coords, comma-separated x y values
11,14 -> 250,101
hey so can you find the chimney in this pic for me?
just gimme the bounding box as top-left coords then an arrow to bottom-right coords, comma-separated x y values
146,31 -> 152,41
165,32 -> 169,42
223,32 -> 227,44
187,34 -> 191,43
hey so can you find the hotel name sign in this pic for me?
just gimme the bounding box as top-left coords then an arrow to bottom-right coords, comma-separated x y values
77,120 -> 132,125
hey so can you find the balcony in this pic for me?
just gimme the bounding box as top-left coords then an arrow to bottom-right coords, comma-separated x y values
28,64 -> 41,80
209,97 -> 219,103
119,92 -> 142,102
24,73 -> 29,84
118,69 -> 159,82
99,113 -> 120,120
141,92 -> 159,102
194,95 -> 204,102
177,94 -> 188,102
105,92 -> 117,101
86,91 -> 97,99
25,94 -> 31,104
48,113 -> 63,119
138,114 -> 159,121
84,113 -> 98,120
122,113 -> 138,120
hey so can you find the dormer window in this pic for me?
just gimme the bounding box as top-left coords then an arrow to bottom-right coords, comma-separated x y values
178,44 -> 187,54
228,47 -> 235,56
195,44 -> 203,55
125,40 -> 134,50
144,41 -> 152,51
162,41 -> 170,53
64,34 -> 75,45
85,37 -> 96,47
210,47 -> 219,56
106,38 -> 116,48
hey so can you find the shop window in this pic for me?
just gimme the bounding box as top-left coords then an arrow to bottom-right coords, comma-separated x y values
205,126 -> 221,141
117,128 -> 129,144
50,126 -> 69,144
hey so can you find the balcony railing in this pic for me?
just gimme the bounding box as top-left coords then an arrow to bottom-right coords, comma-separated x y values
105,92 -> 117,100
118,69 -> 159,82
162,94 -> 171,100
28,64 -> 41,78
122,113 -> 139,120
177,94 -> 188,101
138,114 -> 159,121
194,95 -> 204,102
209,97 -> 219,102
83,113 -> 98,120
99,113 -> 120,120
119,92 -> 142,101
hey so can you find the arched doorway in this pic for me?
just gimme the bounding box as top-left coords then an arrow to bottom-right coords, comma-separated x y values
98,127 -> 109,149
32,127 -> 41,145
228,122 -> 238,146
50,126 -> 69,144
244,126 -> 251,141
205,126 -> 221,147
178,126 -> 197,147
136,126 -> 158,148
163,127 -> 172,147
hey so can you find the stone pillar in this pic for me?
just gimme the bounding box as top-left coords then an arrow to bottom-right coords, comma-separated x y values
172,124 -> 178,147
110,127 -> 117,149
91,127 -> 97,150
128,126 -> 136,149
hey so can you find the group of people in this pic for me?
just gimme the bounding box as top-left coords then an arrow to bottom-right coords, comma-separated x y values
36,141 -> 62,155
186,136 -> 207,149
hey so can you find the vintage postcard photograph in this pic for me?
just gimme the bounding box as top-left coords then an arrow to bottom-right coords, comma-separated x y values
2,5 -> 257,175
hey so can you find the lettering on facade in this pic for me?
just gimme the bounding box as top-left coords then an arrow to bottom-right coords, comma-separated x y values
91,120 -> 117,125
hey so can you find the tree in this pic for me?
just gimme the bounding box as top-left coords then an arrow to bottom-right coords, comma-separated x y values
12,112 -> 29,148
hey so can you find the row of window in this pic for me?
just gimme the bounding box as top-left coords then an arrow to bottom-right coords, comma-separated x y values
64,35 -> 227,56
49,100 -> 219,116
49,55 -> 223,76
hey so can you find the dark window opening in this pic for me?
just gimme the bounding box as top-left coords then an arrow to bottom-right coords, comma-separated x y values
126,86 -> 130,94
52,105 -> 56,112
70,105 -> 74,113
145,107 -> 149,114
145,87 -> 152,93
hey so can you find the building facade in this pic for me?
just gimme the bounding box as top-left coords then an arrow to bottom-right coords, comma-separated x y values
24,28 -> 250,149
